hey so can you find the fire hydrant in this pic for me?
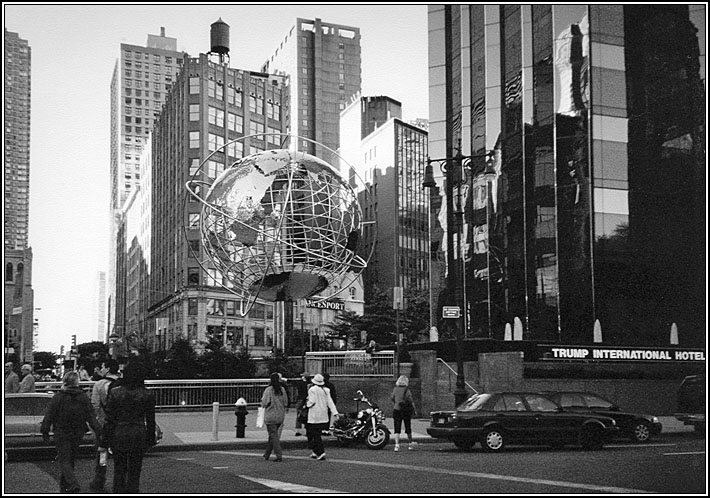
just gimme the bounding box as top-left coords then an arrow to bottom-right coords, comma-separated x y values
235,398 -> 248,438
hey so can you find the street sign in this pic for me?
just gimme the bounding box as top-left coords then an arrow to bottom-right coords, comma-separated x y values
393,287 -> 403,310
442,306 -> 460,319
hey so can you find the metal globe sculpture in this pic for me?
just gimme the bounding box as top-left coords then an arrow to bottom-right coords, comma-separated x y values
186,147 -> 369,314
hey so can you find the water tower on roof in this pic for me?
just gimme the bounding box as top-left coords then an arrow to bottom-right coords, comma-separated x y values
209,17 -> 230,64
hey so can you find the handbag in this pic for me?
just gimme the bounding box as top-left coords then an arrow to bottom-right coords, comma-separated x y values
400,388 -> 415,417
256,407 -> 265,428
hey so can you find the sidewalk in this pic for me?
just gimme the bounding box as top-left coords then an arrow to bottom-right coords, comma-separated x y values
151,410 -> 695,453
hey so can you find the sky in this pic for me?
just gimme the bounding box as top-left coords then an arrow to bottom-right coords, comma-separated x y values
3,3 -> 430,354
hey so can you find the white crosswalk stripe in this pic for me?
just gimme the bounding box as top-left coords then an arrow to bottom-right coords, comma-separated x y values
238,475 -> 344,494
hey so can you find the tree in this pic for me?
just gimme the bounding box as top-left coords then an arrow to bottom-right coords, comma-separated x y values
232,346 -> 257,379
359,284 -> 397,345
76,341 -> 109,372
32,351 -> 58,371
323,310 -> 361,348
264,349 -> 302,378
199,335 -> 241,379
400,287 -> 431,343
155,337 -> 201,379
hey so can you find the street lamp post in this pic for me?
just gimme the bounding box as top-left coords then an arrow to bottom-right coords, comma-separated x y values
423,146 -> 494,407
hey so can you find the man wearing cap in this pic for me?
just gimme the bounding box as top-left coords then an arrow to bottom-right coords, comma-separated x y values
305,373 -> 339,461
5,362 -> 20,393
18,363 -> 36,393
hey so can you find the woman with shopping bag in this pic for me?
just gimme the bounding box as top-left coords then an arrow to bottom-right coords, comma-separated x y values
259,372 -> 288,461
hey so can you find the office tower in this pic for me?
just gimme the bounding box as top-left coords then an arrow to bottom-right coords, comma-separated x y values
340,96 -> 431,331
428,5 -> 705,346
107,27 -> 187,343
95,271 -> 106,342
4,29 -> 31,251
4,29 -> 35,364
147,42 -> 290,353
261,18 -> 361,156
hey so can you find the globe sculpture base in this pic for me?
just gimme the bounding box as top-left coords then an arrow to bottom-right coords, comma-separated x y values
252,272 -> 329,302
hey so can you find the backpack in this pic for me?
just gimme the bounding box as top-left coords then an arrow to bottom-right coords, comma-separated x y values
99,377 -> 120,411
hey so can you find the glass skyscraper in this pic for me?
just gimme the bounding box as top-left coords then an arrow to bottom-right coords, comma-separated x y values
428,5 -> 705,347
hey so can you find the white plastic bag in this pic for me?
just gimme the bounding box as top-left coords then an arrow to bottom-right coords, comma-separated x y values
256,407 -> 265,428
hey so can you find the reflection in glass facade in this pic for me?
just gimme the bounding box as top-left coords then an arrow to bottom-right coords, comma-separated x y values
429,5 -> 705,346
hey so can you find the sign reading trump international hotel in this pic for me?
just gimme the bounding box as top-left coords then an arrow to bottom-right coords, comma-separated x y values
305,299 -> 346,311
540,345 -> 705,362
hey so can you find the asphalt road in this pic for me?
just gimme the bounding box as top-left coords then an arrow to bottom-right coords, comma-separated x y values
4,432 -> 706,494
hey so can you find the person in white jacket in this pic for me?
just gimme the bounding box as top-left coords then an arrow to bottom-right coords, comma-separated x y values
305,373 -> 339,460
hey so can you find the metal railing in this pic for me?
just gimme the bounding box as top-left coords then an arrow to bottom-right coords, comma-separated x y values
305,350 -> 395,377
35,379 -> 299,410
437,358 -> 478,395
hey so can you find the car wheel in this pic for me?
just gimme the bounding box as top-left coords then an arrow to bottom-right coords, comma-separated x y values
580,425 -> 604,450
453,438 -> 476,451
481,428 -> 504,452
631,421 -> 650,443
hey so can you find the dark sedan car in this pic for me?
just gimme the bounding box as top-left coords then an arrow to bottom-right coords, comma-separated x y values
4,393 -> 162,458
4,393 -> 95,456
427,392 -> 618,452
547,391 -> 662,443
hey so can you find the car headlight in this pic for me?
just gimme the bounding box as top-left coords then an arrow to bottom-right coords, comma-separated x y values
651,416 -> 659,424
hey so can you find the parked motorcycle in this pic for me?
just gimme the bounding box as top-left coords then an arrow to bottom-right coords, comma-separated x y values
331,390 -> 390,450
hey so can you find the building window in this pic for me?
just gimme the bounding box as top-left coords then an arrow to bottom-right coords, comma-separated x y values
187,297 -> 197,316
189,158 -> 200,177
208,106 -> 224,127
188,268 -> 200,285
249,121 -> 265,136
208,133 -> 225,152
228,87 -> 242,107
188,239 -> 200,254
227,141 -> 243,159
267,102 -> 280,121
227,113 -> 243,133
252,327 -> 265,347
189,131 -> 200,148
188,213 -> 200,228
5,263 -> 13,282
189,77 -> 200,94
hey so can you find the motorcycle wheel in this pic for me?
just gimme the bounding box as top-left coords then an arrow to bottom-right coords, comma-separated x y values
365,424 -> 390,450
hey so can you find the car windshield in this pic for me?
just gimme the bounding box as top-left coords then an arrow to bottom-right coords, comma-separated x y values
457,393 -> 492,411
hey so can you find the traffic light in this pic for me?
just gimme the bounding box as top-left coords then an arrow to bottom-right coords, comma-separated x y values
71,335 -> 77,355
60,345 -> 64,356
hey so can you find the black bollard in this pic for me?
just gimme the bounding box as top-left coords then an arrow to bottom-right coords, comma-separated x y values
235,402 -> 248,438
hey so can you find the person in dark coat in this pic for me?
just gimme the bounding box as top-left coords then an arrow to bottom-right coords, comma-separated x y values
323,373 -> 337,435
41,370 -> 101,493
100,361 -> 157,494
294,373 -> 311,436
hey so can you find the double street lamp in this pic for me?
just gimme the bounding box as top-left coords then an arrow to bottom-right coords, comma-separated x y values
423,145 -> 495,407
